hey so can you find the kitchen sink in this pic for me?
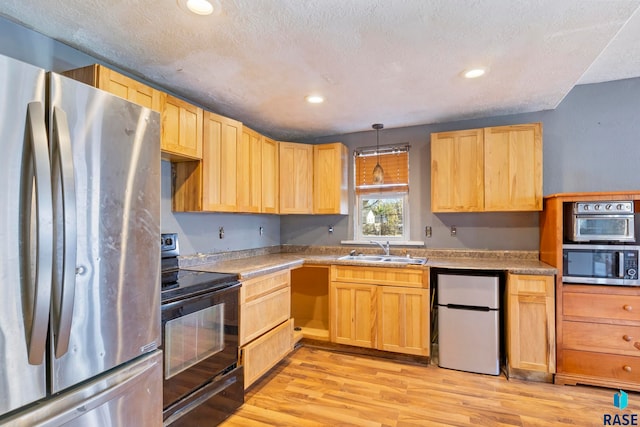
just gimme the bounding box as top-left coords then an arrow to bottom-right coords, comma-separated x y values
337,254 -> 427,265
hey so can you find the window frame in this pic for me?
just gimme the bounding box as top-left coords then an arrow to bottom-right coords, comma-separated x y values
354,191 -> 410,242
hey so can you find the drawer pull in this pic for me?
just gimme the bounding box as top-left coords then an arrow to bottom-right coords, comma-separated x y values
623,305 -> 633,312
635,342 -> 640,351
623,365 -> 632,373
623,335 -> 633,342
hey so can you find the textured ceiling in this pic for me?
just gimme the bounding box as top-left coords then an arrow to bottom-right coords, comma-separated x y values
1,0 -> 639,140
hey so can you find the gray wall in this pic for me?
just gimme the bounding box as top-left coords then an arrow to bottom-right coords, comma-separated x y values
289,78 -> 640,250
3,15 -> 639,254
161,161 -> 280,255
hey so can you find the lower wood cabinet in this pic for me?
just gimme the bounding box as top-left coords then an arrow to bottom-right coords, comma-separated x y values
331,282 -> 376,348
240,318 -> 293,390
238,269 -> 293,389
329,265 -> 430,357
378,285 -> 430,355
506,273 -> 555,381
556,284 -> 640,391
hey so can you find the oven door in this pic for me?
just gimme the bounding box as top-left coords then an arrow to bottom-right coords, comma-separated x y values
161,283 -> 240,410
569,214 -> 635,242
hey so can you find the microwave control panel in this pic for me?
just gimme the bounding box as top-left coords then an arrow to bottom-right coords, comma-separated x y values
624,251 -> 638,279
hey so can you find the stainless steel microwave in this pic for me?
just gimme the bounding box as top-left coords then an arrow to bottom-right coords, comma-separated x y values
564,201 -> 635,243
563,244 -> 640,286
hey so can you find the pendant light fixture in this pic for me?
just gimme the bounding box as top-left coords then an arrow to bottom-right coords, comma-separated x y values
372,123 -> 384,184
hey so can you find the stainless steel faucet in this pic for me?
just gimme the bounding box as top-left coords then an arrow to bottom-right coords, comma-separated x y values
370,240 -> 390,256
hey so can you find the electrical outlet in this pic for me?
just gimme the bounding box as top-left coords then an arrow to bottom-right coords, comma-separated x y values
450,226 -> 457,236
425,226 -> 432,238
259,226 -> 264,236
328,226 -> 334,233
219,227 -> 224,239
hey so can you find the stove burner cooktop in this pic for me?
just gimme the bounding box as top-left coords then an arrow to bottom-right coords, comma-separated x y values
161,269 -> 239,303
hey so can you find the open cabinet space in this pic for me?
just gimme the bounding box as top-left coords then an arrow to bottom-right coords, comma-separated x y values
291,265 -> 330,342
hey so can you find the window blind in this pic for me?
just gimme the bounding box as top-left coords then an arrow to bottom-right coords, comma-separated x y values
355,145 -> 409,194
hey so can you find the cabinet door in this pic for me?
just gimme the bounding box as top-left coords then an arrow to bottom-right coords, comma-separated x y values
161,93 -> 203,160
279,142 -> 313,214
431,129 -> 484,212
313,142 -> 348,214
202,111 -> 241,211
62,64 -> 162,112
330,282 -> 376,348
377,286 -> 430,356
507,274 -> 555,374
238,127 -> 262,213
99,68 -> 162,112
484,123 -> 542,211
261,137 -> 279,213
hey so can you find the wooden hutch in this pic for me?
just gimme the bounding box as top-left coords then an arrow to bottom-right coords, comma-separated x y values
540,191 -> 640,391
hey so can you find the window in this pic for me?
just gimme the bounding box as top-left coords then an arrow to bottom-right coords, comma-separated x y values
354,145 -> 410,242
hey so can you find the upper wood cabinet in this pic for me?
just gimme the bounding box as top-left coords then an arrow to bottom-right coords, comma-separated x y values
484,124 -> 542,211
279,142 -> 313,214
62,64 -> 162,112
161,94 -> 204,161
431,122 -> 542,212
201,111 -> 242,212
313,142 -> 349,215
261,137 -> 280,214
431,128 -> 484,212
238,126 -> 262,213
171,111 -> 241,212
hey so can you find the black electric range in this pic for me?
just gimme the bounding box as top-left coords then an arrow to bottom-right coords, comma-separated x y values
160,233 -> 239,304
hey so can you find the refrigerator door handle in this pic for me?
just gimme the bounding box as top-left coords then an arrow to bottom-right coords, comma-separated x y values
51,106 -> 78,358
22,102 -> 54,365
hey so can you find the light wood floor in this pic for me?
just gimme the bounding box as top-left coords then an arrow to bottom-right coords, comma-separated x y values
220,346 -> 635,427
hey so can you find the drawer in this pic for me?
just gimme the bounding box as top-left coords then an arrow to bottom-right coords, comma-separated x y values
560,349 -> 640,383
240,285 -> 290,346
563,292 -> 640,323
331,265 -> 426,288
563,321 -> 640,357
508,273 -> 553,296
240,319 -> 293,389
240,270 -> 290,304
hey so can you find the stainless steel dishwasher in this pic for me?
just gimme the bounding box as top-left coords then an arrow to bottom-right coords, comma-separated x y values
437,273 -> 501,375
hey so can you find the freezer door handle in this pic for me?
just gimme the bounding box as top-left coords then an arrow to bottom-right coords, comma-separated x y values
442,303 -> 492,312
22,102 -> 54,365
51,106 -> 78,359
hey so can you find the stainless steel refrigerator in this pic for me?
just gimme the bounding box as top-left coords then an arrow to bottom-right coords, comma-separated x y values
0,54 -> 163,426
437,273 -> 501,376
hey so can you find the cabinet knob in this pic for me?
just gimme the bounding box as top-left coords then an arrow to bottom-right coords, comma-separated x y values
623,365 -> 632,373
623,305 -> 633,312
623,335 -> 633,342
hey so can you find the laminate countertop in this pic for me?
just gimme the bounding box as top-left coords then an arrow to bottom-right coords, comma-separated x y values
183,252 -> 556,280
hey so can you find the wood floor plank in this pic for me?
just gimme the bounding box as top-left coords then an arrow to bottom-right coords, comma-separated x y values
220,346 -> 634,426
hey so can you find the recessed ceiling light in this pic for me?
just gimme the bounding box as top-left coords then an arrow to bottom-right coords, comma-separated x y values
463,68 -> 486,79
177,0 -> 220,16
305,95 -> 325,104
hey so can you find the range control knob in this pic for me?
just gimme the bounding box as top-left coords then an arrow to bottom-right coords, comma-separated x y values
606,203 -> 613,210
594,204 -> 601,211
583,205 -> 590,211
